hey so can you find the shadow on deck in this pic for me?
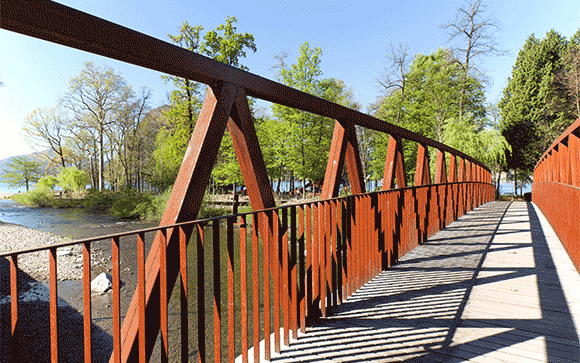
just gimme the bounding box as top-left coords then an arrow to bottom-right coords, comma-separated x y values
260,201 -> 580,362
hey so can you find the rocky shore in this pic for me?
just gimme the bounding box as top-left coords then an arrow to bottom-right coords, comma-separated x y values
0,220 -> 93,281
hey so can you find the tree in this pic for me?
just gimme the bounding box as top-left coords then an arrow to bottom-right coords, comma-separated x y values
199,16 -> 257,70
108,88 -> 151,189
441,0 -> 505,120
62,61 -> 133,190
556,29 -> 580,119
499,30 -> 572,186
161,21 -> 204,138
37,175 -> 58,191
372,48 -> 486,184
22,107 -> 70,168
377,42 -> 411,125
157,17 -> 257,193
1,156 -> 43,192
57,166 -> 90,195
443,114 -> 510,196
272,42 -> 334,196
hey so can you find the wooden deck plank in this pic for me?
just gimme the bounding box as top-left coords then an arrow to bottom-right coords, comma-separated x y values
236,202 -> 580,362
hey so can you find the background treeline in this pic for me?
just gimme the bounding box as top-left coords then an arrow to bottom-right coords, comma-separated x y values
7,0 -> 580,219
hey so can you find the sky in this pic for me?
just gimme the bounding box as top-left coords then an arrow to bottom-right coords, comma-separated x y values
0,0 -> 579,161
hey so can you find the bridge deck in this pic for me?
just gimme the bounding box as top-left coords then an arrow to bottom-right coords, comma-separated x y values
246,201 -> 580,362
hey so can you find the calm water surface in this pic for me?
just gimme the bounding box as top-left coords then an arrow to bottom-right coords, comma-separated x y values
0,198 -> 158,239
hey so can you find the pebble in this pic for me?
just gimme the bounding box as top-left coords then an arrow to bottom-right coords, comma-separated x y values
0,221 -> 88,280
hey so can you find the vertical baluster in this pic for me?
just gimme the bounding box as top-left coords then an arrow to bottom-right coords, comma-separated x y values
305,205 -> 312,329
179,227 -> 189,363
10,254 -> 19,362
290,205 -> 298,339
198,224 -> 206,363
137,232 -> 146,363
337,199 -> 344,304
299,205 -> 306,334
263,211 -> 270,361
252,214 -> 260,363
312,203 -> 319,319
227,217 -> 235,362
273,211 -> 280,354
159,230 -> 168,363
49,247 -> 58,363
320,201 -> 326,318
213,219 -> 221,363
331,200 -> 337,308
240,216 -> 248,363
83,241 -> 92,362
282,207 -> 290,346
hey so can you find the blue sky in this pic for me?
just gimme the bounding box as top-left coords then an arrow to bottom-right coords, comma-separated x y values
0,0 -> 579,161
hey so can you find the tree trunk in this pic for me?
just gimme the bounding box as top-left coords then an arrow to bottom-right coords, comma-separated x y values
513,169 -> 517,197
99,123 -> 104,191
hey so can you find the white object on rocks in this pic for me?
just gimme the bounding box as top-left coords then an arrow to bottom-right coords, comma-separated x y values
57,247 -> 72,256
91,272 -> 113,294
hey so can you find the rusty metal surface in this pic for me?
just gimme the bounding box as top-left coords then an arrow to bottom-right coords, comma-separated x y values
383,135 -> 407,190
533,117 -> 580,275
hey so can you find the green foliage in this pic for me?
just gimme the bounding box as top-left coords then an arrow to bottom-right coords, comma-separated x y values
157,17 -> 257,192
199,16 -> 257,70
443,117 -> 511,168
143,186 -> 173,220
372,48 -> 487,184
82,188 -> 117,212
1,156 -> 43,192
271,42 -> 335,185
57,167 -> 90,194
12,188 -> 55,208
152,127 -> 188,191
499,30 -> 573,172
37,175 -> 58,191
110,188 -> 154,219
213,132 -> 244,188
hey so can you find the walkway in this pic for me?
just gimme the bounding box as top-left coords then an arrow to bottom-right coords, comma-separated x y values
250,202 -> 580,362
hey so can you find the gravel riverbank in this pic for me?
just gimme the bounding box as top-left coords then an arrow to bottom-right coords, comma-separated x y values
0,221 -> 91,281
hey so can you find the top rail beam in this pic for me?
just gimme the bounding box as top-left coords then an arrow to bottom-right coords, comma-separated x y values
536,118 -> 580,168
1,0 -> 488,171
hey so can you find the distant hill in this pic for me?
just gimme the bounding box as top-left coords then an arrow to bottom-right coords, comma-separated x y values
0,150 -> 54,177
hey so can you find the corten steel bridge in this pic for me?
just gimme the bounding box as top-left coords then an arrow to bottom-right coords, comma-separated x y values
1,1 -> 579,362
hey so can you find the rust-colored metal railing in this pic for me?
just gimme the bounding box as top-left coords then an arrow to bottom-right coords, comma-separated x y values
533,118 -> 580,274
1,2 -> 495,362
0,181 -> 494,362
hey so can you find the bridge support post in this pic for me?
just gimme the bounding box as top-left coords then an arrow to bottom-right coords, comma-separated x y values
383,135 -> 406,190
321,120 -> 365,199
118,83 -> 278,362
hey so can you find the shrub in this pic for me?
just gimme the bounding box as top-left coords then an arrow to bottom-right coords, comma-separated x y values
37,175 -> 58,191
110,188 -> 153,219
12,188 -> 56,207
82,188 -> 117,212
142,186 -> 173,220
57,167 -> 89,195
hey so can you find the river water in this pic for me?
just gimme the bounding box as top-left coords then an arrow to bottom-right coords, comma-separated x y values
0,198 -> 158,239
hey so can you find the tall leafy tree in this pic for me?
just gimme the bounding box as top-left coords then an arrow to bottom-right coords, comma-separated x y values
499,30 -> 571,187
62,61 -> 133,190
373,48 -> 486,184
22,107 -> 70,168
199,16 -> 257,70
157,17 -> 257,192
1,156 -> 43,192
556,29 -> 580,119
272,42 -> 335,196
